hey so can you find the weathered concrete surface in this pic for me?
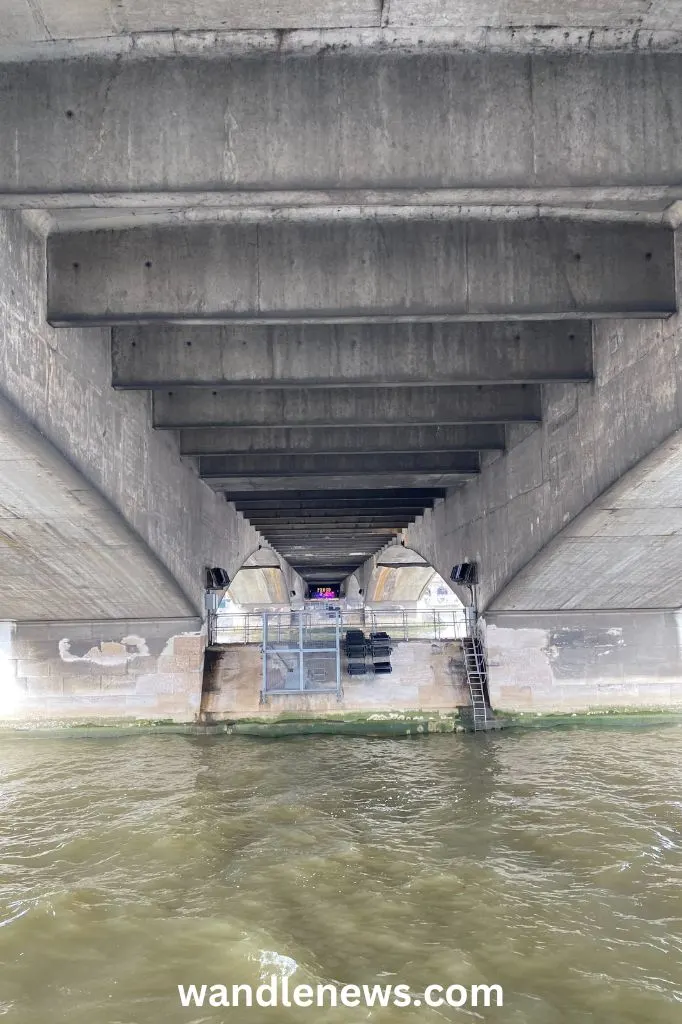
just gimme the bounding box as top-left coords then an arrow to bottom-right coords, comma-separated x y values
231,494 -> 439,568
47,220 -> 674,323
367,563 -> 436,604
0,394 -> 195,620
388,1 -> 682,31
485,610 -> 682,713
221,547 -> 304,606
202,473 -> 477,491
405,274 -> 682,610
230,490 -> 444,511
0,211 -> 264,613
199,451 -> 480,480
249,517 -> 414,527
154,384 -> 541,428
180,424 -> 506,456
5,52 -> 682,195
355,544 -> 470,605
227,571 -> 290,606
0,0 -> 380,47
3,0 -> 682,57
201,639 -> 468,719
0,618 -> 206,724
490,428 -> 682,611
112,321 -> 593,387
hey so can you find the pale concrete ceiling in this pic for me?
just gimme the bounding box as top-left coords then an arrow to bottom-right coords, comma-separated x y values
490,427 -> 682,610
0,391 -> 196,621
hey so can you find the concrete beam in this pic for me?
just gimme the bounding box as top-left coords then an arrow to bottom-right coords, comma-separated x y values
259,536 -> 405,546
281,540 -> 384,547
112,321 -> 593,387
181,423 -> 506,456
211,473 -> 475,490
5,53 -> 682,195
241,508 -> 430,521
228,488 -> 445,505
238,506 -> 433,518
280,548 -> 381,557
243,505 -> 426,515
247,517 -> 415,527
155,384 -> 541,428
270,550 -> 399,560
298,567 -> 368,578
201,451 -> 479,479
48,220 -> 674,324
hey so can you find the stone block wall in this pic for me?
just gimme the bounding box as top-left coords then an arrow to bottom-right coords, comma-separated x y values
0,618 -> 206,724
201,639 -> 469,719
484,609 -> 682,713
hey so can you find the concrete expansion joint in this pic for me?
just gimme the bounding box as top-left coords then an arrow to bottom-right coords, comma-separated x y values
4,26 -> 682,63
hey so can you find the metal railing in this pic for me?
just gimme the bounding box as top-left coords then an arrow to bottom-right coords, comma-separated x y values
366,608 -> 469,642
209,607 -> 469,646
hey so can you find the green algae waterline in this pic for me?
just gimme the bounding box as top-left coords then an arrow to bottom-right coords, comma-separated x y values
2,728 -> 682,1022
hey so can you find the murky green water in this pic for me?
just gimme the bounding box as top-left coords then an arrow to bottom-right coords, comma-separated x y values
1,729 -> 682,1023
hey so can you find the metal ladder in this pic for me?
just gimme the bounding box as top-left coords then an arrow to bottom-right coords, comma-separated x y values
461,635 -> 490,731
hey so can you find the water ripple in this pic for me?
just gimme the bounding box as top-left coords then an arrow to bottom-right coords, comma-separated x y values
0,730 -> 681,1022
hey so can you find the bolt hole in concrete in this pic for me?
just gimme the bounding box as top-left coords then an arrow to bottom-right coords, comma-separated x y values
574,253 -> 581,261
645,252 -> 653,260
145,261 -> 152,268
72,262 -> 79,270
65,109 -> 74,118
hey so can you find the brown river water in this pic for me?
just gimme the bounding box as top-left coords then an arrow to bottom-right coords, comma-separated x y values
1,728 -> 682,1023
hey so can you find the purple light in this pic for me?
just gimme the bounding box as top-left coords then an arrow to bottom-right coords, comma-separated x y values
310,586 -> 339,600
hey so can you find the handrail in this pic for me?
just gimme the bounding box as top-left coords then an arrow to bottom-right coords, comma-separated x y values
208,608 -> 469,646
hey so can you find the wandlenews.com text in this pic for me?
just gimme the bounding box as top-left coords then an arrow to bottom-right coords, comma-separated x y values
178,978 -> 504,1010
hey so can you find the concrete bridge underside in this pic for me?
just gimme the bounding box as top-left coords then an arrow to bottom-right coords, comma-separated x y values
3,2 -> 682,720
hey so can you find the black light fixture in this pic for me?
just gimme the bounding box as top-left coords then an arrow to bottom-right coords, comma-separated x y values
450,563 -> 478,586
206,567 -> 230,589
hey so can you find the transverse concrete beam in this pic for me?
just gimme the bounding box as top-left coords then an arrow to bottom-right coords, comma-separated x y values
48,220 -> 675,323
235,504 -> 435,516
112,321 -> 593,387
154,384 -> 541,428
207,473 -> 475,490
5,52 -> 682,195
248,517 -> 415,527
200,451 -> 480,480
180,424 -> 506,455
227,488 -> 445,504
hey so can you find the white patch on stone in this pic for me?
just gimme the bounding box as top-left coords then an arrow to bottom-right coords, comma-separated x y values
58,635 -> 150,665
